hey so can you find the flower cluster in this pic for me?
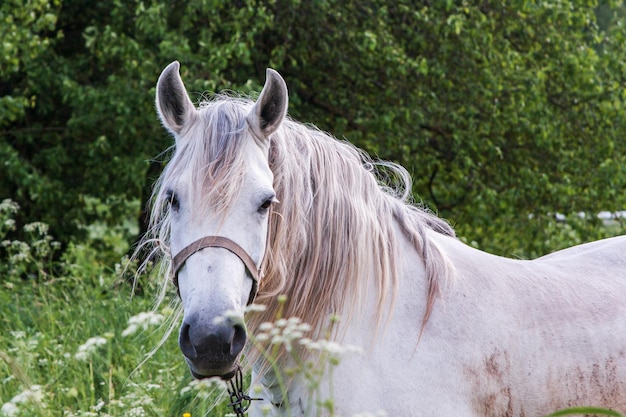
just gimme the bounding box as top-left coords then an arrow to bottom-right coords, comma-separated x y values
254,317 -> 312,352
0,199 -> 19,237
74,336 -> 107,361
180,378 -> 226,399
0,200 -> 61,280
121,311 -> 165,337
299,338 -> 363,356
0,384 -> 45,417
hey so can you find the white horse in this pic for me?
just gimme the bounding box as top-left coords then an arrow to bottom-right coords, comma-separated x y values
146,61 -> 626,417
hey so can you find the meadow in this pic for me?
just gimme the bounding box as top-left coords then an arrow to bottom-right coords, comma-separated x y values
0,199 -> 230,416
0,199 -> 366,417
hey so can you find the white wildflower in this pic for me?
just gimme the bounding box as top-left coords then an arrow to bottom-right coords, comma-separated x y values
0,402 -> 19,417
255,316 -> 314,352
9,331 -> 25,340
182,378 -> 226,401
75,336 -> 107,361
91,400 -> 106,411
23,222 -> 49,236
258,322 -> 274,332
187,377 -> 226,392
0,199 -> 19,214
121,311 -> 164,337
300,339 -> 362,356
212,309 -> 243,326
269,327 -> 281,336
12,385 -> 44,404
127,406 -> 146,417
1,384 -> 46,416
245,303 -> 266,313
254,333 -> 269,342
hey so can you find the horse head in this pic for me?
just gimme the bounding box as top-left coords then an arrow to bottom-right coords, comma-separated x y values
155,61 -> 287,379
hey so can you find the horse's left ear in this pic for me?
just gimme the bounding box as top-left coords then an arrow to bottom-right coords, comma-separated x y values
156,61 -> 197,138
247,69 -> 288,140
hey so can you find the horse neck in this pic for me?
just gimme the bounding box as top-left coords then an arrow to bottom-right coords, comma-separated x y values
246,122 -> 455,379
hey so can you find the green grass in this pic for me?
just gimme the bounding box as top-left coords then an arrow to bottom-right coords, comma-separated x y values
0,212 -> 229,416
544,407 -> 625,417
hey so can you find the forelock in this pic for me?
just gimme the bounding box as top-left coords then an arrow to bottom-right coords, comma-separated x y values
156,96 -> 255,222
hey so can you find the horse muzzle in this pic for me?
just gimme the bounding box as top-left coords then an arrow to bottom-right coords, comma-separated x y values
178,316 -> 247,379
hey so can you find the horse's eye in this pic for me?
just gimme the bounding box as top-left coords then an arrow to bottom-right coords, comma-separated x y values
258,195 -> 278,213
166,190 -> 180,212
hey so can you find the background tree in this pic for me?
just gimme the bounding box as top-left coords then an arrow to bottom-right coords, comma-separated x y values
1,0 -> 625,262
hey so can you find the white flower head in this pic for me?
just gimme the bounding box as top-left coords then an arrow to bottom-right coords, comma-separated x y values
23,222 -> 49,236
75,336 -> 107,361
127,406 -> 146,417
9,331 -> 25,340
258,322 -> 274,332
121,311 -> 165,337
245,303 -> 266,313
0,402 -> 19,417
1,384 -> 46,416
0,199 -> 19,214
300,338 -> 362,356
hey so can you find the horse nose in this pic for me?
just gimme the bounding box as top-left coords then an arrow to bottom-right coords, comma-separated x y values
179,318 -> 247,360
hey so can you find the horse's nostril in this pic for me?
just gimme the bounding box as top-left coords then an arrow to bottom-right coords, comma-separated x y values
179,323 -> 197,359
231,324 -> 246,356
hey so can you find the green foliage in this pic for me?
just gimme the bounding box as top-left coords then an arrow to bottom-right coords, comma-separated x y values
264,0 -> 626,256
1,0 -> 625,257
544,406 -> 625,417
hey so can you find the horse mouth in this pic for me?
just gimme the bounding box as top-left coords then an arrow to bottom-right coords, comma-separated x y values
187,358 -> 238,380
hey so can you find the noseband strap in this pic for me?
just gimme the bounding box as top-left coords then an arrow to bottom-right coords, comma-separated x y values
171,236 -> 261,305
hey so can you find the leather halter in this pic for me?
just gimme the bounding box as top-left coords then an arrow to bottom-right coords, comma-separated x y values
170,211 -> 272,305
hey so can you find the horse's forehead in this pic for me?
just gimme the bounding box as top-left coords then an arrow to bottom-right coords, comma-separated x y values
243,136 -> 272,173
171,122 -> 272,200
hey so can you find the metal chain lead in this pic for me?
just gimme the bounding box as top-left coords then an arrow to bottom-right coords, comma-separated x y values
226,365 -> 262,416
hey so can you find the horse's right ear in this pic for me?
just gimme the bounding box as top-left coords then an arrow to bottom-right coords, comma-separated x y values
156,61 -> 196,138
247,68 -> 288,141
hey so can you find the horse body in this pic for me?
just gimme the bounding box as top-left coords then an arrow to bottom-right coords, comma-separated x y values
442,233 -> 626,417
148,62 -> 626,417
252,230 -> 626,417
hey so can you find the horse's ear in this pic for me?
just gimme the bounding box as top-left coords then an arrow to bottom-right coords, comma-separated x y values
247,68 -> 288,140
156,61 -> 196,137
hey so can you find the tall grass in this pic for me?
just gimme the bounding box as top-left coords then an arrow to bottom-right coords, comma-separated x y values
0,200 -> 228,416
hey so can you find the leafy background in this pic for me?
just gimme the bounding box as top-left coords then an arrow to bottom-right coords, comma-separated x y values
3,0 -> 626,259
